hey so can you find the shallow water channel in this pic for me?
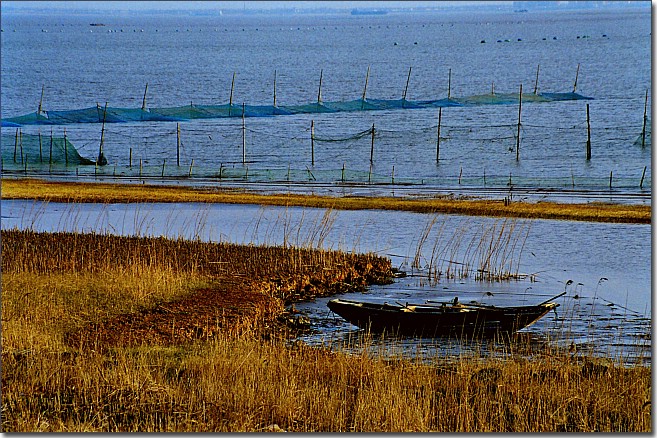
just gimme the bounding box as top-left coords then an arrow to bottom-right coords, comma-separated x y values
1,200 -> 650,364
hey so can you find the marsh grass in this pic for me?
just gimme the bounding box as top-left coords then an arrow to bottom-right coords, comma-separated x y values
1,229 -> 651,432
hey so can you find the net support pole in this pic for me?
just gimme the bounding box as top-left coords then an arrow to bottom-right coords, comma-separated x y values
516,84 -> 522,161
310,120 -> 315,166
641,88 -> 648,148
370,123 -> 375,164
341,163 -> 345,183
436,107 -> 442,162
402,66 -> 412,107
533,64 -> 540,94
99,102 -> 108,164
229,72 -> 236,116
242,103 -> 246,165
38,84 -> 45,114
19,129 -> 23,164
640,166 -> 647,189
38,130 -> 43,163
162,159 -> 166,178
447,68 -> 452,100
13,128 -> 18,163
129,148 -> 133,168
573,63 -> 580,93
391,165 -> 395,184
317,69 -> 323,104
586,103 -> 591,160
49,128 -> 53,166
189,159 -> 194,177
64,128 -> 68,166
273,70 -> 277,108
176,123 -> 181,166
361,65 -> 370,109
141,83 -> 148,111
609,170 -> 613,189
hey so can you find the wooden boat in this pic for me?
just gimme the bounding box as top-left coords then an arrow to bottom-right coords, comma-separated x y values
327,292 -> 564,337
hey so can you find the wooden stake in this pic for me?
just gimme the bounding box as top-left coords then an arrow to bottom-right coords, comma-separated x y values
242,103 -> 246,164
161,159 -> 166,177
13,128 -> 18,163
447,68 -> 452,99
516,84 -> 522,161
586,103 -> 591,160
19,130 -> 23,164
609,170 -> 613,189
391,165 -> 395,184
64,128 -> 68,165
99,102 -> 108,163
436,107 -> 442,162
533,64 -> 540,94
219,163 -> 223,179
141,83 -> 148,110
38,84 -> 45,114
49,128 -> 53,165
273,70 -> 277,108
370,123 -> 375,163
483,169 -> 486,186
229,72 -> 236,116
458,166 -> 462,185
361,65 -> 370,109
341,163 -> 345,183
640,166 -> 647,188
176,123 -> 181,166
641,88 -> 648,148
491,81 -> 495,95
38,130 -> 43,162
402,66 -> 412,106
129,147 -> 133,167
189,159 -> 194,177
311,120 -> 315,166
573,63 -> 580,93
317,69 -> 323,104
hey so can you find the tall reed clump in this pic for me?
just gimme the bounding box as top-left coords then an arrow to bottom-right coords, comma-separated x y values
412,216 -> 532,283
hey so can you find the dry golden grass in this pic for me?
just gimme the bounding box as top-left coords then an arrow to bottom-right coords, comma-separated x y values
2,178 -> 650,223
1,230 -> 651,432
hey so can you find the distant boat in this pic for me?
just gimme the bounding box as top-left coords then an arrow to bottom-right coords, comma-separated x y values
327,292 -> 564,337
351,9 -> 388,16
90,23 -> 106,27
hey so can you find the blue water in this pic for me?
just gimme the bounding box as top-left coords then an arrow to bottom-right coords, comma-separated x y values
0,8 -> 651,196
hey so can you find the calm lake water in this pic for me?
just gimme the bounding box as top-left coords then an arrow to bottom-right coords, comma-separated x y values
0,7 -> 652,197
1,200 -> 650,363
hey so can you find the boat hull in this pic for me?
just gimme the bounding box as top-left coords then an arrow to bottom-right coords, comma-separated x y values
327,299 -> 558,338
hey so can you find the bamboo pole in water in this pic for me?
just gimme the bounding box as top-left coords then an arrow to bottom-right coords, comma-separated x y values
586,104 -> 591,160
13,128 -> 18,163
176,123 -> 181,166
38,130 -> 43,163
317,69 -> 323,104
273,70 -> 277,108
640,166 -> 647,189
361,65 -> 370,109
64,128 -> 68,166
229,72 -> 236,116
310,120 -> 315,166
573,63 -> 580,93
516,84 -> 522,161
641,89 -> 648,148
402,66 -> 412,107
436,107 -> 442,162
242,103 -> 246,164
447,68 -> 452,99
142,83 -> 148,110
19,129 -> 23,165
129,148 -> 133,168
370,123 -> 375,163
161,159 -> 166,178
99,102 -> 108,164
189,159 -> 194,177
533,64 -> 540,94
609,170 -> 613,189
38,84 -> 45,114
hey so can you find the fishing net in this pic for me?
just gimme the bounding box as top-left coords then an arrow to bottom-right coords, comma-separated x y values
2,92 -> 593,127
1,131 -> 104,166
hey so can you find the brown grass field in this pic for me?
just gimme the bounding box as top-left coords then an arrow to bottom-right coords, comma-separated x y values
1,229 -> 651,432
1,178 -> 651,223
